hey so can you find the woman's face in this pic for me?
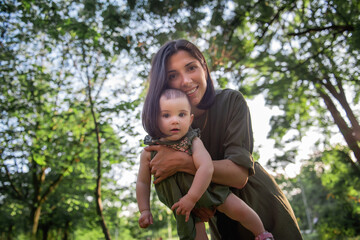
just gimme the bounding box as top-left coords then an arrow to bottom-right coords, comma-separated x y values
166,50 -> 207,108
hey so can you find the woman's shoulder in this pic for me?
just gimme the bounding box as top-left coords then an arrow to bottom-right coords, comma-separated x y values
215,88 -> 246,103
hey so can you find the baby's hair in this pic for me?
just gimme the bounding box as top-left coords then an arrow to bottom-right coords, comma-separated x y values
142,89 -> 190,138
161,89 -> 191,106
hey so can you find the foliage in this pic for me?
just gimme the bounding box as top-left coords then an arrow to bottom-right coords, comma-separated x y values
317,147 -> 360,239
134,3 -> 360,237
2,0 -> 360,238
129,0 -> 360,169
1,0 -> 140,238
279,146 -> 360,239
122,182 -> 178,239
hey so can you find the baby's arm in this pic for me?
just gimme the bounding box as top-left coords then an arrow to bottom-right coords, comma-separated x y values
171,137 -> 214,222
136,150 -> 154,228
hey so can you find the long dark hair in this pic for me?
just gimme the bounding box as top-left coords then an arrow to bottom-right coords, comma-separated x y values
142,39 -> 215,138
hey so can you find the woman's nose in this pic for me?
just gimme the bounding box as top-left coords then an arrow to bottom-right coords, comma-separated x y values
181,74 -> 192,87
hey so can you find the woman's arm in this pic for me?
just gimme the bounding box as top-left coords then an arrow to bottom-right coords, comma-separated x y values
212,160 -> 248,189
145,145 -> 248,189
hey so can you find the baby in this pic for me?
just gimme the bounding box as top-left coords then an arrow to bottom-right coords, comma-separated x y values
136,88 -> 273,240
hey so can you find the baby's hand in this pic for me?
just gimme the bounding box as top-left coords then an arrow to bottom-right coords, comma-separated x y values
138,210 -> 153,228
171,194 -> 196,222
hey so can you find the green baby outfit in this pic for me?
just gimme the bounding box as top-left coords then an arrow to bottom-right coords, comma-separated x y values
144,128 -> 231,240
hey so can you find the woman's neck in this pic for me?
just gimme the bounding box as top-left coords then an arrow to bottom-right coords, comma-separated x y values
192,107 -> 206,118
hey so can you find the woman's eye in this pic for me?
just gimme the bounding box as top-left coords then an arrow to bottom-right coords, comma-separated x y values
168,73 -> 176,81
188,65 -> 196,72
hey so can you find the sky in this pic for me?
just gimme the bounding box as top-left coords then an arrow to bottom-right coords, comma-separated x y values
248,94 -> 346,178
247,95 -> 303,177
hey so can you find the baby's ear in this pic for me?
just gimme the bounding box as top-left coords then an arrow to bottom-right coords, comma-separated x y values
190,114 -> 194,124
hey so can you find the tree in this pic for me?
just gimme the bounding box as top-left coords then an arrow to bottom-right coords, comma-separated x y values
280,147 -> 360,239
245,0 -> 360,167
130,0 -> 360,169
1,0 -> 138,238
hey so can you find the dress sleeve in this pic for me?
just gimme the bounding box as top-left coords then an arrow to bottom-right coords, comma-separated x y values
222,91 -> 255,176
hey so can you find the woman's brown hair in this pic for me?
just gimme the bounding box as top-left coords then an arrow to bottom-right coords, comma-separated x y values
142,39 -> 215,138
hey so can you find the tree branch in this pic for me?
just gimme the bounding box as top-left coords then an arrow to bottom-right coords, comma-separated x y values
320,78 -> 360,142
315,50 -> 360,142
2,163 -> 24,199
82,44 -> 111,240
254,3 -> 290,47
288,25 -> 354,36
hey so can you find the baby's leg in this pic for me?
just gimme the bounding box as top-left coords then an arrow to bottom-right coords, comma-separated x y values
195,222 -> 208,240
217,193 -> 265,236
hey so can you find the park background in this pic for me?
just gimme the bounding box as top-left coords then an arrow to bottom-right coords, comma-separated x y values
1,0 -> 359,239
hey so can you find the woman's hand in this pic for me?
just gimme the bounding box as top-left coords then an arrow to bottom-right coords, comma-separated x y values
192,207 -> 216,222
145,145 -> 195,184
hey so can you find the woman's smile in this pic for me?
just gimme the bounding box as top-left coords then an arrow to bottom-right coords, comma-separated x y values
185,86 -> 198,96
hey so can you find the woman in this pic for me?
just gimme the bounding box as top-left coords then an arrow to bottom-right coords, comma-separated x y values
143,39 -> 302,240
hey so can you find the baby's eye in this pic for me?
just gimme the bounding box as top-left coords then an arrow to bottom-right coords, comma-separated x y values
162,114 -> 170,118
179,113 -> 186,117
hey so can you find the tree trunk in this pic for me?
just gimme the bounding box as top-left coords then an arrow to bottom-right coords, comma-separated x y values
62,220 -> 70,240
322,79 -> 360,141
92,107 -> 112,240
318,89 -> 360,163
30,156 -> 72,239
31,206 -> 42,240
85,58 -> 112,240
95,182 -> 111,240
42,224 -> 50,240
31,164 -> 45,239
6,224 -> 13,240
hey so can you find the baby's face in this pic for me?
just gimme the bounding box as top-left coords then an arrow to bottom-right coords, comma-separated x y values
158,96 -> 193,141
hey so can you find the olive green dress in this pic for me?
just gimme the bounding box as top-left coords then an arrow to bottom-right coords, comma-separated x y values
145,129 -> 231,240
191,89 -> 303,240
